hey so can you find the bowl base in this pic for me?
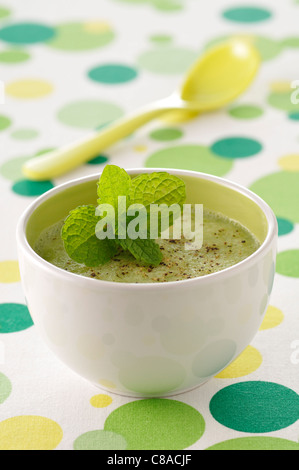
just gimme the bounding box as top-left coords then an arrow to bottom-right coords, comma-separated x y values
89,379 -> 210,399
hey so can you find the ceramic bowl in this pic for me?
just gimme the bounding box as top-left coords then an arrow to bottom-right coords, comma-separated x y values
16,169 -> 277,397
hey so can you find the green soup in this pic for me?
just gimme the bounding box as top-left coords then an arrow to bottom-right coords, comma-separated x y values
33,209 -> 260,283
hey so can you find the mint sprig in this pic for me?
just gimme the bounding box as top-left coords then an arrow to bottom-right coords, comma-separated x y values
61,165 -> 186,268
61,205 -> 118,267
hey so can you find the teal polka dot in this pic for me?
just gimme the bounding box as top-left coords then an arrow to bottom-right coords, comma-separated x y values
209,381 -> 299,433
222,7 -> 272,23
12,179 -> 54,197
88,64 -> 138,84
0,22 -> 55,44
87,155 -> 109,165
0,303 -> 33,333
288,112 -> 299,121
211,137 -> 263,159
277,217 -> 294,236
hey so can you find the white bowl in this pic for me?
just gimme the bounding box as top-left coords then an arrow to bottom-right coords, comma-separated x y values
16,169 -> 277,397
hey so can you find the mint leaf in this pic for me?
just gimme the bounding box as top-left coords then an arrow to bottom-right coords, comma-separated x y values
61,205 -> 117,267
130,172 -> 186,236
62,167 -> 187,269
118,237 -> 163,266
129,172 -> 186,208
97,165 -> 131,208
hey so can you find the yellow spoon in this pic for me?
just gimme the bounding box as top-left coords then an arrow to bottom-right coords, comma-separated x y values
23,39 -> 260,181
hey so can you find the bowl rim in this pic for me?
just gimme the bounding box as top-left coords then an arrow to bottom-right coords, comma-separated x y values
16,168 -> 278,290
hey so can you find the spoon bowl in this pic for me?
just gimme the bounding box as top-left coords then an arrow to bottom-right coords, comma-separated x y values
180,40 -> 260,111
22,39 -> 260,181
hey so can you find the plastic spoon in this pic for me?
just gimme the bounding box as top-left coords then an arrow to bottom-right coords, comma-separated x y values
22,40 -> 260,181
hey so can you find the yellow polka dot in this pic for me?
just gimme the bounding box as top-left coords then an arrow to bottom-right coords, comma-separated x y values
270,81 -> 292,93
0,260 -> 20,283
215,345 -> 262,379
90,393 -> 112,408
278,154 -> 299,172
0,416 -> 63,450
98,379 -> 116,389
133,145 -> 147,152
6,79 -> 53,99
260,305 -> 284,330
83,21 -> 111,33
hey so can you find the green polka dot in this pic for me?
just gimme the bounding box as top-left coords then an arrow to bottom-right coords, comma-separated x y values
277,217 -> 294,236
1,149 -> 56,182
115,0 -> 183,11
268,90 -> 299,113
149,127 -> 183,141
0,155 -> 29,181
88,64 -> 138,84
35,147 -> 55,156
57,100 -> 123,129
149,34 -> 173,45
0,49 -> 30,64
47,22 -> 114,51
255,36 -> 283,61
104,399 -> 205,450
276,250 -> 299,278
87,155 -> 109,165
222,7 -> 272,23
209,381 -> 299,433
151,0 -> 183,12
0,303 -> 33,333
137,47 -> 197,75
206,437 -> 299,451
11,129 -> 38,140
249,171 -> 299,223
0,373 -> 11,404
12,179 -> 54,197
205,35 -> 283,62
0,115 -> 11,131
0,6 -> 11,20
73,430 -> 127,450
281,37 -> 299,49
145,144 -> 233,176
229,105 -> 263,119
211,137 -> 262,159
0,22 -> 55,44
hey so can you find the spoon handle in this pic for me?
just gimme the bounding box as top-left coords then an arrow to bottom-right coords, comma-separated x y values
22,96 -> 179,181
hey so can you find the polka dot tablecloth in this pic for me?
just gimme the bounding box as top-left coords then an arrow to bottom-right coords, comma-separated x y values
0,0 -> 299,451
